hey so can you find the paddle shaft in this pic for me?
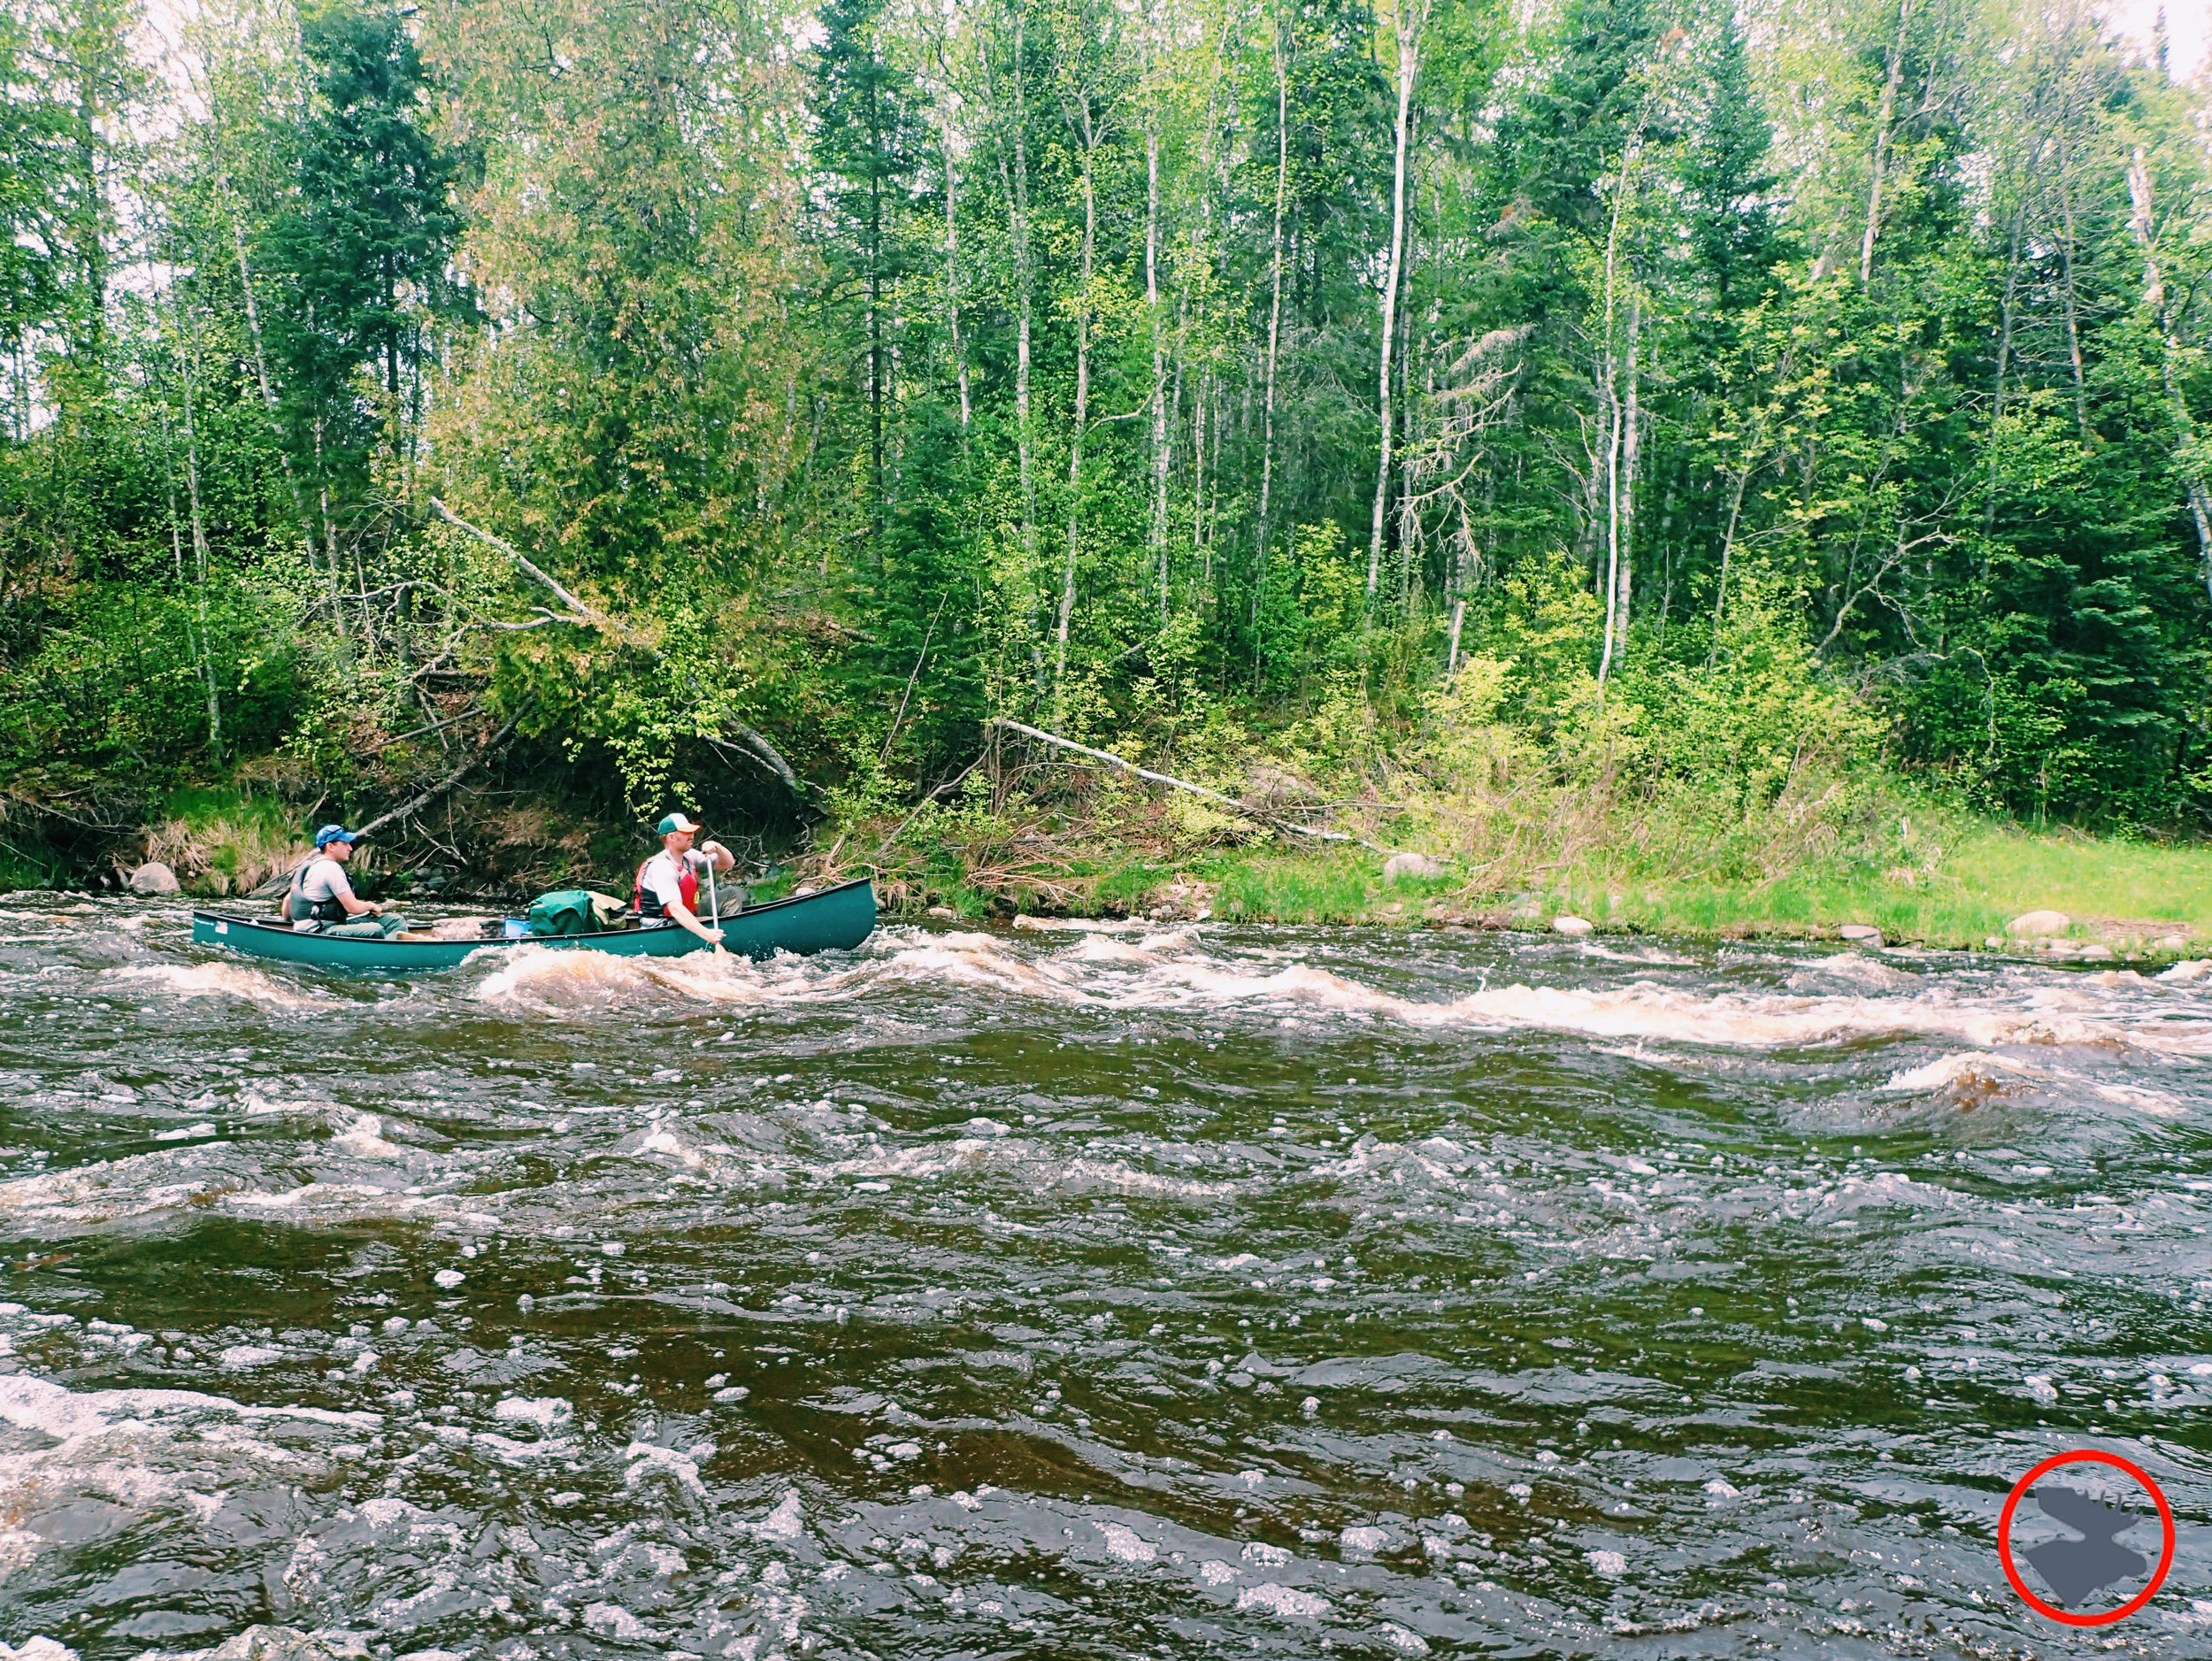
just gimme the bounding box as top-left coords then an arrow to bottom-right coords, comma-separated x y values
706,850 -> 727,957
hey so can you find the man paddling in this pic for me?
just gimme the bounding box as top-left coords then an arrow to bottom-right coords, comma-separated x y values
285,826 -> 411,937
634,812 -> 735,947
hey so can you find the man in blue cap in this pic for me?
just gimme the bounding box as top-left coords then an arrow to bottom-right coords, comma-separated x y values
285,826 -> 411,937
634,811 -> 735,947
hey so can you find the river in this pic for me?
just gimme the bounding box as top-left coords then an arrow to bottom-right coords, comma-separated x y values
2,895 -> 2208,1658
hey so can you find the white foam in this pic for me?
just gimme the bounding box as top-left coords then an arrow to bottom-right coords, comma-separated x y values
1069,934 -> 1156,965
753,1488 -> 805,1541
109,962 -> 330,1011
0,1147 -> 251,1234
333,1112 -> 407,1158
0,1373 -> 377,1553
623,1441 -> 707,1500
0,1375 -> 375,1440
1235,1583 -> 1330,1619
1880,1052 -> 2039,1092
0,1640 -> 77,1661
1099,1520 -> 1156,1563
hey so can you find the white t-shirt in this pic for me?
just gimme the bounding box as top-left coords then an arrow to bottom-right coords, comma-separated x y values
639,849 -> 712,913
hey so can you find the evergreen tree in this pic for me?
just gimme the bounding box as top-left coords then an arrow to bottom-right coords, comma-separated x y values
262,0 -> 471,511
810,0 -> 919,544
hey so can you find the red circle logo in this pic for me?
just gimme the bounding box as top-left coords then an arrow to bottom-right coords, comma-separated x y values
1998,1450 -> 2176,1626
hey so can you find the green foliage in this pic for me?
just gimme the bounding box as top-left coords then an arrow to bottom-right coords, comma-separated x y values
0,0 -> 2208,880
260,0 -> 474,500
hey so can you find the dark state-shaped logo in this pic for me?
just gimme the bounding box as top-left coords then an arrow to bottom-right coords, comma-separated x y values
2020,1486 -> 2149,1608
1999,1450 -> 2176,1627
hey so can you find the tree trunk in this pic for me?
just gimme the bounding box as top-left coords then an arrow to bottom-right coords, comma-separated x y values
868,63 -> 887,542
1859,0 -> 1909,282
2057,165 -> 2090,440
1147,93 -> 1170,623
1596,128 -> 1642,690
1617,297 -> 1640,665
230,217 -> 327,592
1984,203 -> 2024,539
1365,0 -> 1426,601
2127,148 -> 2212,607
176,304 -> 223,759
1002,13 -> 1037,608
1054,96 -> 1100,709
1193,373 -> 1209,583
1254,12 -> 1289,657
941,88 -> 970,434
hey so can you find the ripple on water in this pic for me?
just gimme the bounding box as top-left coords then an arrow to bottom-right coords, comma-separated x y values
0,911 -> 2205,1657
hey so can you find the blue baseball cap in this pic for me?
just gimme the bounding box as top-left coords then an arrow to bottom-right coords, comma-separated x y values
314,824 -> 359,849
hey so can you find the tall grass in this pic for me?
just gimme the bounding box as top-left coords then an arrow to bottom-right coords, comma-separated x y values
142,787 -> 310,896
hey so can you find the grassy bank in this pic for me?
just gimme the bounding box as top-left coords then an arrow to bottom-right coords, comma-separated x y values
859,817 -> 2210,959
1156,827 -> 2212,955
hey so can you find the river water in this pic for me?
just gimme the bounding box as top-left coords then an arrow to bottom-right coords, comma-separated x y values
3,895 -> 2209,1659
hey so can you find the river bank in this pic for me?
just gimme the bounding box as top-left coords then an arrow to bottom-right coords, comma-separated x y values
17,766 -> 2212,965
892,828 -> 2211,965
1201,828 -> 2212,956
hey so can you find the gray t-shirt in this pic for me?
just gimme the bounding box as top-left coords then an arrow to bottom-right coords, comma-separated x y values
290,857 -> 356,919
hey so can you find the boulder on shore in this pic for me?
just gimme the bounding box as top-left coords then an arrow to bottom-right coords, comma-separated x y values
127,861 -> 180,895
1837,924 -> 1883,945
1551,914 -> 1594,937
1383,852 -> 1447,881
2005,910 -> 2070,938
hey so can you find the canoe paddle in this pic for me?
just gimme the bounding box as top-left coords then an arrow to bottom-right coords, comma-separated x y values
706,850 -> 729,959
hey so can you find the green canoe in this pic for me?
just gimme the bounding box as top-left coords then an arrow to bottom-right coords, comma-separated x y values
190,877 -> 877,973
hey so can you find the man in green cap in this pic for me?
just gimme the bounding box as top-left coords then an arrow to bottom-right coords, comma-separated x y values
633,812 -> 737,947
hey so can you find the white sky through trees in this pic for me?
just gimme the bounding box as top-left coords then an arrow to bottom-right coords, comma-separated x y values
134,0 -> 2209,87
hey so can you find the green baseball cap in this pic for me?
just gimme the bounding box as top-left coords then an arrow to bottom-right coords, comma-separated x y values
656,812 -> 703,834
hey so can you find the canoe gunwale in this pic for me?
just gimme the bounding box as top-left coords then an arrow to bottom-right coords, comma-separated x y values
188,877 -> 876,972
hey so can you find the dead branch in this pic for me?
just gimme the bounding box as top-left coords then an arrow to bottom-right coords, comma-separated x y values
704,727 -> 806,803
985,718 -> 1394,854
355,703 -> 534,840
872,757 -> 983,859
428,497 -> 629,638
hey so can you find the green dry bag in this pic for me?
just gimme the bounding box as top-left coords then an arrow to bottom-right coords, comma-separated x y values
526,889 -> 596,937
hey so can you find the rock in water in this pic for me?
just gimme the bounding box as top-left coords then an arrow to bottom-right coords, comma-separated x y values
1551,915 -> 1594,937
128,861 -> 180,895
2006,910 -> 2070,938
1837,924 -> 1883,945
1383,852 -> 1446,881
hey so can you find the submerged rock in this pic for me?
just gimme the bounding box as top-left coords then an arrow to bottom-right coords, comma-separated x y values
128,862 -> 180,895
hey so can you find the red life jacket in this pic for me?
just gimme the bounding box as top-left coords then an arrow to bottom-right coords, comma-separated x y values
634,853 -> 700,919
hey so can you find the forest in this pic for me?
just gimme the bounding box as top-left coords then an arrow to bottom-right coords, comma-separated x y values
0,0 -> 2208,911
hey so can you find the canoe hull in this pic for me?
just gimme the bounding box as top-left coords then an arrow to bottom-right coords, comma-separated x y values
190,878 -> 876,973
